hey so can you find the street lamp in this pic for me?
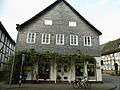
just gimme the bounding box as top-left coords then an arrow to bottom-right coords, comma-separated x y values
19,54 -> 25,87
9,24 -> 20,87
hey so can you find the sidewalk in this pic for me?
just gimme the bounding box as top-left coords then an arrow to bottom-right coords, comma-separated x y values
0,82 -> 116,90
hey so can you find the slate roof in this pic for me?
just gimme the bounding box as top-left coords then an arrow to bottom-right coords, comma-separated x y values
101,38 -> 120,55
0,21 -> 15,45
16,0 -> 102,35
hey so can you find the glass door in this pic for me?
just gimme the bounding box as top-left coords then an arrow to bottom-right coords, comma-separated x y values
38,62 -> 50,79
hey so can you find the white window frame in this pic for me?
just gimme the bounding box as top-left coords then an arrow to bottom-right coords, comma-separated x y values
70,35 -> 78,45
41,34 -> 50,44
45,20 -> 52,25
26,32 -> 36,43
69,21 -> 76,27
56,34 -> 64,45
119,44 -> 120,48
83,36 -> 92,46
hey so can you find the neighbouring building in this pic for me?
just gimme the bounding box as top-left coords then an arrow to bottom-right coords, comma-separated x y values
16,0 -> 102,83
101,38 -> 120,74
0,21 -> 15,71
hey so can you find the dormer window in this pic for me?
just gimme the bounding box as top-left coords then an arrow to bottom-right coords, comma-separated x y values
45,20 -> 52,25
69,21 -> 76,27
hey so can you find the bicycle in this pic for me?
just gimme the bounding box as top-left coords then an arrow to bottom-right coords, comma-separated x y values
72,77 -> 91,89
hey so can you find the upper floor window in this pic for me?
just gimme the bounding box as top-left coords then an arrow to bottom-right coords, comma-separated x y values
45,20 -> 52,25
9,44 -> 12,48
42,34 -> 50,44
56,34 -> 64,45
83,36 -> 92,46
69,21 -> 76,27
27,32 -> 36,43
0,30 -> 1,38
118,44 -> 120,48
70,35 -> 78,45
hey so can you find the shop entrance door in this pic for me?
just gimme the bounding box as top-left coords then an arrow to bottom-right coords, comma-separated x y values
57,63 -> 69,81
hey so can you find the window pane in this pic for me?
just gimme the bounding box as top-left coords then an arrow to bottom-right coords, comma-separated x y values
46,34 -> 49,43
71,36 -> 73,44
31,33 -> 34,42
60,35 -> 63,43
28,33 -> 31,42
74,36 -> 76,44
43,34 -> 46,43
57,35 -> 59,43
85,37 -> 87,45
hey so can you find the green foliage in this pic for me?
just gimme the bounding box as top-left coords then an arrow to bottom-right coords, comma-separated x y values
7,49 -> 96,83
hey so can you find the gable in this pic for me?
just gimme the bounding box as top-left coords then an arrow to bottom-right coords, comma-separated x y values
17,0 -> 102,35
0,21 -> 15,45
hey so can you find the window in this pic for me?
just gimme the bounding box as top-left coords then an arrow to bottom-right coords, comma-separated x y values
75,65 -> 83,76
1,34 -> 5,42
56,34 -> 64,45
119,44 -> 120,48
42,34 -> 50,44
83,36 -> 92,46
69,21 -> 76,27
0,30 -> 1,38
70,35 -> 78,45
87,65 -> 95,76
101,60 -> 104,65
27,32 -> 36,43
45,20 -> 52,25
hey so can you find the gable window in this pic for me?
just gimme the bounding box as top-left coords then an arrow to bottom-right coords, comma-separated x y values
83,36 -> 92,46
70,35 -> 78,45
42,34 -> 50,44
56,34 -> 64,45
45,20 -> 52,25
69,21 -> 76,27
27,32 -> 36,43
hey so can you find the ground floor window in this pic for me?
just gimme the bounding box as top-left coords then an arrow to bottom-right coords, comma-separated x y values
75,64 -> 84,76
87,65 -> 95,76
38,62 -> 50,79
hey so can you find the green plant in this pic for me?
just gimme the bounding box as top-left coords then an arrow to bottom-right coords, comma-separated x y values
7,49 -> 96,83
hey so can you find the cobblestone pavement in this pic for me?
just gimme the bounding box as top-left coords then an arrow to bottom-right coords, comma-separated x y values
0,82 -> 116,90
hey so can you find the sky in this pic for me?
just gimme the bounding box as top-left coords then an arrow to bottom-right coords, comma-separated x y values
0,0 -> 120,44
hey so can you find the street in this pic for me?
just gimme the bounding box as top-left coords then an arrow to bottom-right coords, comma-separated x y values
103,76 -> 120,90
0,77 -> 116,90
